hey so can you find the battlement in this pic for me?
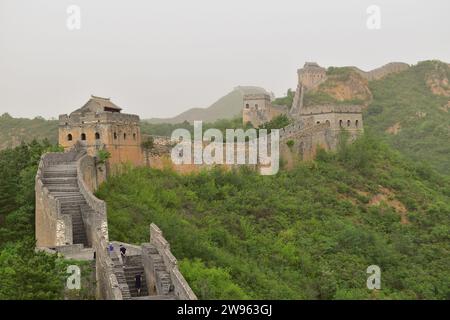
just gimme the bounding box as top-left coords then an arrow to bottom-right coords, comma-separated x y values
243,93 -> 271,101
300,104 -> 363,115
59,111 -> 140,126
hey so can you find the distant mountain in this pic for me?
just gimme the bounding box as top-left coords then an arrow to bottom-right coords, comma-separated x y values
0,114 -> 58,149
146,86 -> 271,124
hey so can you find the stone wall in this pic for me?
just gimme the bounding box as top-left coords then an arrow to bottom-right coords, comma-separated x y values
280,122 -> 336,161
143,224 -> 197,300
76,152 -> 124,299
350,62 -> 409,81
35,150 -> 81,248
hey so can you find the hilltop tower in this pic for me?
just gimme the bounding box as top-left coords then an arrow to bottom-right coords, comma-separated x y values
298,62 -> 327,89
242,93 -> 287,127
58,95 -> 143,166
290,62 -> 327,116
243,93 -> 271,127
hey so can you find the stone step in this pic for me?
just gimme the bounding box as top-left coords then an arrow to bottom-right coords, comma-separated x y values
43,177 -> 78,183
53,192 -> 83,196
51,189 -> 81,192
60,202 -> 86,207
56,196 -> 85,204
47,186 -> 80,192
61,210 -> 82,214
44,172 -> 77,178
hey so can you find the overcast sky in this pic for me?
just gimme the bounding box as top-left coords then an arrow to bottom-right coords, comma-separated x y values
0,0 -> 449,119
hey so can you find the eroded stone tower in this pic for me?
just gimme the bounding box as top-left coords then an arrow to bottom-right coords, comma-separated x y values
59,95 -> 143,166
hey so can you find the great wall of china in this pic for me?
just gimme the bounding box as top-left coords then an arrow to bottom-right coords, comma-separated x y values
34,61 -> 407,299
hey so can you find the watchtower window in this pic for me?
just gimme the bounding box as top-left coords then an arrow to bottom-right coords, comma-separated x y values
245,104 -> 250,109
67,134 -> 73,141
104,107 -> 120,113
347,120 -> 351,127
339,120 -> 343,127
95,132 -> 100,140
123,133 -> 127,140
325,120 -> 330,125
133,133 -> 136,140
316,121 -> 320,124
355,120 -> 359,127
81,133 -> 86,141
114,132 -> 117,140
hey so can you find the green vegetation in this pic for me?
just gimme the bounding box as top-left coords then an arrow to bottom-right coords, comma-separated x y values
286,140 -> 295,149
273,89 -> 294,108
326,67 -> 354,81
0,113 -> 58,150
365,60 -> 450,174
141,116 -> 252,137
303,91 -> 364,107
0,140 -> 93,299
259,114 -> 291,131
97,150 -> 111,165
97,133 -> 450,299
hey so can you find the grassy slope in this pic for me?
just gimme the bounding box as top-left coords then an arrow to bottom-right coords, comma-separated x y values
97,134 -> 450,300
365,61 -> 450,175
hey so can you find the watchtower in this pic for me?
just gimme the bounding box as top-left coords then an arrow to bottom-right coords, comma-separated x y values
58,95 -> 143,166
298,62 -> 327,90
242,93 -> 274,127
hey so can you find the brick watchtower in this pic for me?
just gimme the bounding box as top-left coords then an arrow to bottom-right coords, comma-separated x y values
58,95 -> 143,166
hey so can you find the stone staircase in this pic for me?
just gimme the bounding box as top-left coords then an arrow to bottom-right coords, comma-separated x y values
42,163 -> 89,247
111,254 -> 150,299
111,256 -> 132,299
124,263 -> 149,297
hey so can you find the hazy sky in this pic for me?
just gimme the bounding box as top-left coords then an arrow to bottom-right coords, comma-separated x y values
0,0 -> 449,119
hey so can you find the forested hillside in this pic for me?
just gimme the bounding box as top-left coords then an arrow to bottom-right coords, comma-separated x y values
97,134 -> 450,299
0,114 -> 58,150
365,61 -> 450,174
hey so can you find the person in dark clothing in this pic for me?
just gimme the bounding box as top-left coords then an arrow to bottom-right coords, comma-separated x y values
135,273 -> 142,296
119,245 -> 127,264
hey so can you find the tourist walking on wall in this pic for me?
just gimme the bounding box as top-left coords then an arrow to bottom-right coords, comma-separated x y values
119,245 -> 127,264
108,243 -> 114,257
135,273 -> 142,296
